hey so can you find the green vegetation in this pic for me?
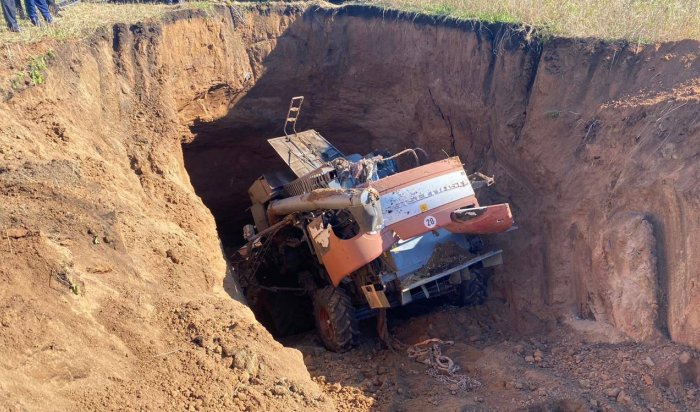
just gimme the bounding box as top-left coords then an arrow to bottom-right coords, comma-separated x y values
362,0 -> 700,42
0,2 -> 213,45
11,49 -> 54,89
0,1 -> 697,46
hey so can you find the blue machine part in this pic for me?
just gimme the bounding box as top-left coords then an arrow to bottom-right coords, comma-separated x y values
386,228 -> 470,281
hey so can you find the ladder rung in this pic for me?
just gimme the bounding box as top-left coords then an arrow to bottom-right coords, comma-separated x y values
292,96 -> 304,100
286,118 -> 297,122
289,107 -> 300,112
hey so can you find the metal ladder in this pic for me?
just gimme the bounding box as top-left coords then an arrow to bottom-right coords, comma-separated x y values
284,96 -> 304,138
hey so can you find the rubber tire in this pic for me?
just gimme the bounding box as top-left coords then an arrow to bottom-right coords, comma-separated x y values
312,286 -> 358,352
459,268 -> 488,307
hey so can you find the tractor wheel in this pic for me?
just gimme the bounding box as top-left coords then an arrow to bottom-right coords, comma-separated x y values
459,267 -> 488,307
312,286 -> 358,352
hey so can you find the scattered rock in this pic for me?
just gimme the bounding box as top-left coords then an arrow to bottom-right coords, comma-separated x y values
525,355 -> 535,363
643,356 -> 655,367
679,352 -> 691,364
616,390 -> 630,405
232,350 -> 259,377
605,387 -> 620,398
377,366 -> 388,375
166,249 -> 181,264
5,228 -> 29,238
271,385 -> 287,396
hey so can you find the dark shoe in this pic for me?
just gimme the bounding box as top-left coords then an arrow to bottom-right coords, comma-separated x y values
30,18 -> 40,26
9,25 -> 20,32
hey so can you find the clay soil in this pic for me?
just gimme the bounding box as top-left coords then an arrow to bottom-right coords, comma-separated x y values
1,3 -> 699,412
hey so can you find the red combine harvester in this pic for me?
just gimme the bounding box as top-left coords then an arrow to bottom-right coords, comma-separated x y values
236,97 -> 514,351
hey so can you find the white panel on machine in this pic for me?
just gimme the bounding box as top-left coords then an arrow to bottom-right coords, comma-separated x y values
380,170 -> 475,226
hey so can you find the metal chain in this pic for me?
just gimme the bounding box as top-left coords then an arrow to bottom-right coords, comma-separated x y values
407,338 -> 482,391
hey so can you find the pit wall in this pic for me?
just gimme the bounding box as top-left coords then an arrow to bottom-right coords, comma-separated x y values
0,6 -> 331,410
184,5 -> 699,347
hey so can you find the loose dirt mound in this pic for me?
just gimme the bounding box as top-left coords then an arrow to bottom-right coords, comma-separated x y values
0,6 -> 332,411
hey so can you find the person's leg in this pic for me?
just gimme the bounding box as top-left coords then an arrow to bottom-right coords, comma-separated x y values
45,0 -> 59,17
33,0 -> 49,22
14,0 -> 24,19
1,0 -> 20,31
23,0 -> 38,25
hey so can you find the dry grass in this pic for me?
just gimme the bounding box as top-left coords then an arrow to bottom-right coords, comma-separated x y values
0,1 -> 214,45
362,0 -> 700,42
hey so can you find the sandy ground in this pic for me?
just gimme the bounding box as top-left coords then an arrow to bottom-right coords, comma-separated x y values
295,301 -> 700,412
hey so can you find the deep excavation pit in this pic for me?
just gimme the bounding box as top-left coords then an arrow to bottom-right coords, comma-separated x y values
1,3 -> 700,411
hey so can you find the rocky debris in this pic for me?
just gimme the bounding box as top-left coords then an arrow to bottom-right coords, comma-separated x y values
5,227 -> 30,238
643,356 -> 655,367
679,352 -> 692,364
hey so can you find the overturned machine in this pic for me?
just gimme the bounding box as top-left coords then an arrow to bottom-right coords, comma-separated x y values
236,97 -> 514,351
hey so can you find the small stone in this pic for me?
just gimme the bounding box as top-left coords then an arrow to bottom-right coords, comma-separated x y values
642,374 -> 653,385
514,382 -> 524,390
475,397 -> 484,403
590,399 -> 598,407
643,357 -> 655,367
616,390 -> 628,404
679,352 -> 691,364
396,388 -> 404,395
271,385 -> 287,396
330,383 -> 341,393
525,355 -> 535,363
6,228 -> 29,238
377,366 -> 388,375
538,388 -> 547,397
605,387 -> 620,398
579,379 -> 591,389
166,249 -> 180,264
240,371 -> 250,382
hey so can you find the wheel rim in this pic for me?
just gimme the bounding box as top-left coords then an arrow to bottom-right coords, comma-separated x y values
318,307 -> 336,343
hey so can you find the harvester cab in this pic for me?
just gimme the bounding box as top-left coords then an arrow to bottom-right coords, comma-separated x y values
236,97 -> 514,351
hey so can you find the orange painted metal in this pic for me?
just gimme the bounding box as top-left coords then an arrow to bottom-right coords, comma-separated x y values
319,156 -> 513,284
445,203 -> 514,234
320,230 -> 397,287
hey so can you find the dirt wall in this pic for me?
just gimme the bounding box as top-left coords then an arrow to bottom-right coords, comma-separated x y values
0,7 -> 333,411
184,6 -> 699,349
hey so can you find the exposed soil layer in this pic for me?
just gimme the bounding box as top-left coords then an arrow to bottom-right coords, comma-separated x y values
0,3 -> 699,411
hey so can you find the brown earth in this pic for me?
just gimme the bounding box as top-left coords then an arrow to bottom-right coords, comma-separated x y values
0,2 -> 699,411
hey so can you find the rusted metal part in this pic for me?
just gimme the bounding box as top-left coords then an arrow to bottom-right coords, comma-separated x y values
446,203 -> 514,234
468,171 -> 495,189
307,215 -> 398,286
268,188 -> 376,215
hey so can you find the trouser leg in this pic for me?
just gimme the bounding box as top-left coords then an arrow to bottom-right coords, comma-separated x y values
14,0 -> 24,19
23,0 -> 37,24
1,0 -> 19,31
46,0 -> 59,17
33,0 -> 50,22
